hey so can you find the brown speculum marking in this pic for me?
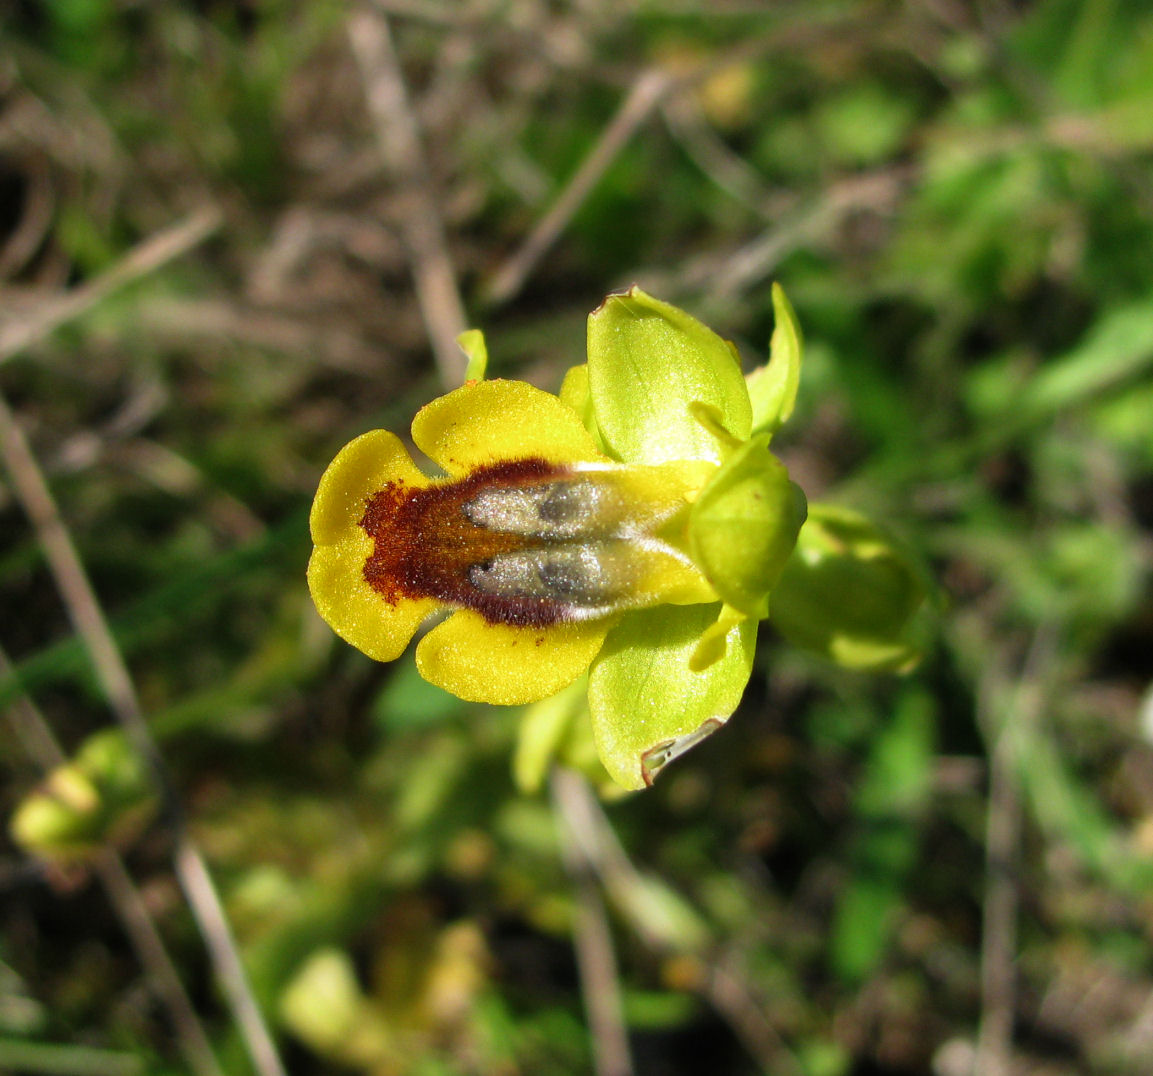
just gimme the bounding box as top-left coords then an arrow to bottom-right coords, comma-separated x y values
360,457 -> 629,628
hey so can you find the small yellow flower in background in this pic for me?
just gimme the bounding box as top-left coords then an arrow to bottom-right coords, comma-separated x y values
309,287 -> 928,789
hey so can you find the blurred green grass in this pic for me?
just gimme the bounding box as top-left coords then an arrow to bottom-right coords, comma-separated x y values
1,1 -> 1152,1074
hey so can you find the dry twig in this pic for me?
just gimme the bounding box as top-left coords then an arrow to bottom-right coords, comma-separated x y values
551,768 -> 635,1076
973,628 -> 1055,1076
482,6 -> 888,306
348,6 -> 469,386
483,68 -> 673,307
553,768 -> 803,1076
0,205 -> 223,367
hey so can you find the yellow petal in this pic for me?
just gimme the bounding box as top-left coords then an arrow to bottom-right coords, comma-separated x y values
411,380 -> 604,475
415,610 -> 610,705
311,430 -> 426,546
307,539 -> 437,663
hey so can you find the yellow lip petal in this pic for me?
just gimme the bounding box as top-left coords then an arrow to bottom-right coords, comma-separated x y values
311,429 -> 427,546
411,380 -> 605,475
415,610 -> 611,705
307,538 -> 437,663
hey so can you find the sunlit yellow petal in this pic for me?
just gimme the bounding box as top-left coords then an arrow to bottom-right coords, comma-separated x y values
311,430 -> 426,546
411,380 -> 604,475
415,610 -> 610,705
307,539 -> 437,663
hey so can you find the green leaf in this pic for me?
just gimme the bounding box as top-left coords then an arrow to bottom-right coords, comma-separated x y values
0,1039 -> 148,1076
586,287 -> 752,465
770,504 -> 930,672
1016,719 -> 1153,893
688,436 -> 807,617
854,686 -> 935,818
374,661 -> 464,734
588,604 -> 756,790
830,688 -> 934,982
611,873 -> 712,954
457,329 -> 488,381
279,948 -> 370,1053
747,282 -> 803,438
1018,298 -> 1153,420
813,83 -> 917,166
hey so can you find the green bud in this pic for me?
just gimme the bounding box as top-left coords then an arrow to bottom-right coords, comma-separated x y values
769,504 -> 929,672
9,730 -> 157,859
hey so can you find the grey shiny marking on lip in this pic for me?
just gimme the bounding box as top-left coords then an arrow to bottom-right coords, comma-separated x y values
463,479 -> 621,540
468,542 -> 635,611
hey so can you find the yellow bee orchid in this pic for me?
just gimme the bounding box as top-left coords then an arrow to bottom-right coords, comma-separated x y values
310,286 -> 925,789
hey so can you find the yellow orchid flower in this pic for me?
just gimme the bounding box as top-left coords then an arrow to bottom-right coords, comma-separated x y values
309,286 -> 927,789
308,377 -> 717,708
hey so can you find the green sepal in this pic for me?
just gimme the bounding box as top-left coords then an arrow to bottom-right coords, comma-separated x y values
588,604 -> 757,790
457,329 -> 488,382
747,283 -> 803,438
9,729 -> 158,860
688,435 -> 807,618
769,504 -> 930,672
587,286 -> 752,465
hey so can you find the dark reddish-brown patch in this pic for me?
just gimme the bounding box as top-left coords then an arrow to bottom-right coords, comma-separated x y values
359,457 -> 573,628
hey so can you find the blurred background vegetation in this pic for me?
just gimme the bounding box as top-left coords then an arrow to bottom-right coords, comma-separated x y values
2,1 -> 1152,1074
